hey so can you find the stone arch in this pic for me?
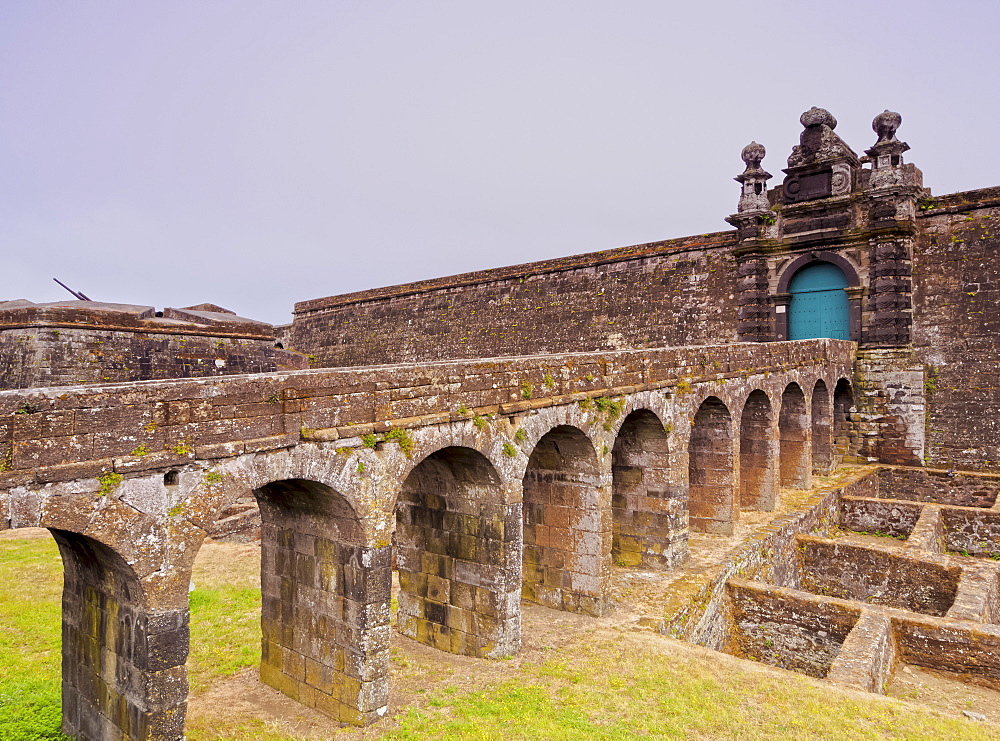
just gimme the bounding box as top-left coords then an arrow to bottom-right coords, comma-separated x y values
192,445 -> 384,542
779,382 -> 810,489
811,379 -> 833,474
2,477 -> 194,741
739,390 -> 776,511
254,478 -> 389,725
611,408 -> 681,569
391,430 -> 512,496
395,446 -> 520,658
833,378 -> 858,467
522,425 -> 608,616
776,251 -> 861,293
774,251 -> 862,342
689,396 -> 736,535
49,528 -> 189,741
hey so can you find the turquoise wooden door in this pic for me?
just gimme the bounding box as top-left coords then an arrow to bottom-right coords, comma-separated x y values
788,262 -> 850,340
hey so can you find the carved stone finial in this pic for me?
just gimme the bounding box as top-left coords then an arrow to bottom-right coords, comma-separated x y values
741,141 -> 766,171
800,107 -> 837,130
873,109 -> 902,144
735,141 -> 772,214
786,107 -> 858,175
866,109 -> 913,188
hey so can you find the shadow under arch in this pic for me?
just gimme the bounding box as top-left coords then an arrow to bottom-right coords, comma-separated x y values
833,379 -> 859,467
254,478 -> 390,726
394,446 -> 520,659
612,409 -> 682,569
739,390 -> 776,512
812,379 -> 833,474
689,396 -> 735,535
522,424 -> 608,616
779,382 -> 811,489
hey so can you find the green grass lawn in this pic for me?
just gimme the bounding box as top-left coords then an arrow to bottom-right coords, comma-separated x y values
0,536 -> 67,741
383,646 -> 1000,741
3,533 -> 1000,741
186,585 -> 261,694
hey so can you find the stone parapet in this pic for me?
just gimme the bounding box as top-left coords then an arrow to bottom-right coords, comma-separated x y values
0,338 -> 855,482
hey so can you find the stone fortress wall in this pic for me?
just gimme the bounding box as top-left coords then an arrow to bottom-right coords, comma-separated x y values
289,111 -> 1000,473
0,300 -> 308,390
289,231 -> 741,366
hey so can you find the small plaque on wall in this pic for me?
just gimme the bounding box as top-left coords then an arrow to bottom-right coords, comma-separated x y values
783,169 -> 833,203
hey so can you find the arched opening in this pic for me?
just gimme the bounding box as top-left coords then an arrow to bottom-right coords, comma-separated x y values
523,426 -> 607,616
739,391 -> 776,511
1,524 -> 187,740
611,409 -> 679,569
834,379 -> 858,467
49,529 -> 185,740
255,478 -> 389,725
779,383 -> 810,489
395,447 -> 519,658
689,397 -> 736,535
811,380 -> 833,474
788,262 -> 850,340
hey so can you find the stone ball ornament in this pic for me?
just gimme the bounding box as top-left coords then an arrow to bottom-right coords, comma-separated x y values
873,109 -> 902,143
800,106 -> 837,129
741,141 -> 766,169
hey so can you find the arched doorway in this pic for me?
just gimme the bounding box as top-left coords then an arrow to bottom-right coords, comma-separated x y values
788,262 -> 850,340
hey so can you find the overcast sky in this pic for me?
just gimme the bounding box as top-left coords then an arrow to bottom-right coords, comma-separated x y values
3,1 -> 998,324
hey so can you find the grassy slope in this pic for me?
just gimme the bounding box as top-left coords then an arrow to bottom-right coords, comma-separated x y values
3,535 -> 1000,741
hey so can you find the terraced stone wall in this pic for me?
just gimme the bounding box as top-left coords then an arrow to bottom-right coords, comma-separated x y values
675,464 -> 1000,699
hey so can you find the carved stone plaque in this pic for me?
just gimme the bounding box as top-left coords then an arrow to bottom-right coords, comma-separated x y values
783,169 -> 833,203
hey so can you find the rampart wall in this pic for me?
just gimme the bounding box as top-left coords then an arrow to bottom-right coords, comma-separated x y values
0,301 -> 307,390
290,232 -> 740,367
288,185 -> 1000,473
912,187 -> 1000,470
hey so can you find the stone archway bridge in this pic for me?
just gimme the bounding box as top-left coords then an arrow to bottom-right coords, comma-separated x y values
0,339 -> 855,740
